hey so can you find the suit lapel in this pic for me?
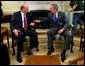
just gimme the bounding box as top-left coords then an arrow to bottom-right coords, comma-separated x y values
58,11 -> 61,21
50,14 -> 55,22
18,11 -> 23,27
58,12 -> 64,26
49,14 -> 56,27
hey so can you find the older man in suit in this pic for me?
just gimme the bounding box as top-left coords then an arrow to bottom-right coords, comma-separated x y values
11,4 -> 39,62
39,4 -> 69,62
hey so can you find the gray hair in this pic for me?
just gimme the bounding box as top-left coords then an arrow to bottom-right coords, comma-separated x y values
51,4 -> 58,10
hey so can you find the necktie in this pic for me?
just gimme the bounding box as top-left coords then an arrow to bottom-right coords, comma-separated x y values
23,14 -> 28,32
53,15 -> 59,27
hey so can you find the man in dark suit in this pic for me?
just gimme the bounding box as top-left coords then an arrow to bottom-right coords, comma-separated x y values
0,43 -> 10,65
39,4 -> 69,62
69,1 -> 84,52
11,4 -> 39,62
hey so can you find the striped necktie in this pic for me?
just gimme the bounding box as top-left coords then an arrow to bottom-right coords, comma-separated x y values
53,15 -> 59,27
23,14 -> 28,32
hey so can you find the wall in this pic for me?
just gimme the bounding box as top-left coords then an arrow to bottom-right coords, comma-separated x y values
1,1 -> 23,14
1,1 -> 70,14
24,1 -> 62,11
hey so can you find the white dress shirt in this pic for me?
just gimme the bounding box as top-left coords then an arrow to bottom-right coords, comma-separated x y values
21,11 -> 26,28
56,11 -> 58,18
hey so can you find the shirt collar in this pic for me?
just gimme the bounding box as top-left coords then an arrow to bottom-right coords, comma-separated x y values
21,11 -> 23,14
56,11 -> 58,18
21,11 -> 26,15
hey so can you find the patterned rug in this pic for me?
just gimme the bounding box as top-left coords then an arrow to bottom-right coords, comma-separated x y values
24,54 -> 61,65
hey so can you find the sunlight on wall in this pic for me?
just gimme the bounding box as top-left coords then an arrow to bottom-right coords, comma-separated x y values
1,1 -> 70,14
1,1 -> 23,14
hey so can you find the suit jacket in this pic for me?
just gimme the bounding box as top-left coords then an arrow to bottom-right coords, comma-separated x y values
11,11 -> 35,32
41,11 -> 67,30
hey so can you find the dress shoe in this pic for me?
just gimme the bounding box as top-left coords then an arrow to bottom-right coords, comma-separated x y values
16,53 -> 22,63
61,56 -> 66,62
47,49 -> 54,55
36,47 -> 39,51
27,50 -> 33,55
61,52 -> 66,62
12,50 -> 15,55
70,50 -> 73,53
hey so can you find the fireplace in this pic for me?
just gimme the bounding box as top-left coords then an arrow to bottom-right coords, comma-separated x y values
30,10 -> 50,29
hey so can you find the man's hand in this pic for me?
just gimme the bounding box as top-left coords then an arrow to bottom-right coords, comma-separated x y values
70,8 -> 74,12
30,22 -> 35,26
13,29 -> 20,37
34,20 -> 41,23
58,28 -> 65,34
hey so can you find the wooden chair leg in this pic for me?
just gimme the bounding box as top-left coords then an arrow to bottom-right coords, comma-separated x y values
79,32 -> 83,51
70,36 -> 74,53
81,41 -> 84,52
70,41 -> 74,53
12,41 -> 15,55
7,31 -> 10,51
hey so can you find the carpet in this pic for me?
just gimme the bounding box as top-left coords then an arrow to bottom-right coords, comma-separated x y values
24,54 -> 61,65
